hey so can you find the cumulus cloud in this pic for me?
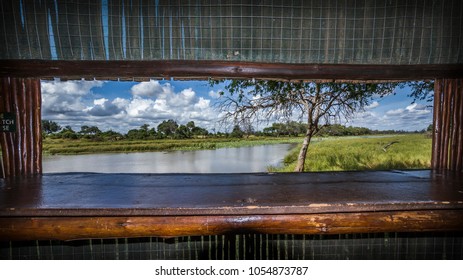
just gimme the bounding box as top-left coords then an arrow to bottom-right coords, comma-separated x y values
45,80 -> 221,132
386,108 -> 405,116
365,101 -> 379,110
348,101 -> 432,131
41,79 -> 104,96
386,103 -> 430,117
41,79 -> 105,116
208,90 -> 221,99
119,81 -> 218,127
85,98 -> 125,117
130,80 -> 174,97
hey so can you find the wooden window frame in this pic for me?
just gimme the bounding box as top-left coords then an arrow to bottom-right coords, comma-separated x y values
0,60 -> 462,241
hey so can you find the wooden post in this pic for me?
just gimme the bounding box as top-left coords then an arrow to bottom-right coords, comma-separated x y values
0,152 -> 3,178
0,77 -> 42,178
432,79 -> 463,172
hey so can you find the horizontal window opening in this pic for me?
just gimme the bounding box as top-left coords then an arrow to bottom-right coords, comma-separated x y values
40,79 -> 433,174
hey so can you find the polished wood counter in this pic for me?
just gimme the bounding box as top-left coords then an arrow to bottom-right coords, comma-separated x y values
1,170 -> 463,240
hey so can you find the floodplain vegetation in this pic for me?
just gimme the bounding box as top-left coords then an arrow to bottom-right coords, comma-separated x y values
43,133 -> 431,172
270,134 -> 431,172
42,136 -> 301,155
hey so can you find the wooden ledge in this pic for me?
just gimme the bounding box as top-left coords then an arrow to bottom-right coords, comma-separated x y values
1,170 -> 463,240
2,210 -> 463,241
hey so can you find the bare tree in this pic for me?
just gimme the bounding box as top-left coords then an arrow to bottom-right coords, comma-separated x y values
213,80 -> 397,172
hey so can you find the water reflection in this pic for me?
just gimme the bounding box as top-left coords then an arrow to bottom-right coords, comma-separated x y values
43,144 -> 295,173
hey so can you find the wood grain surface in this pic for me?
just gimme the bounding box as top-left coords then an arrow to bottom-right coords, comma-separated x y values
1,170 -> 463,240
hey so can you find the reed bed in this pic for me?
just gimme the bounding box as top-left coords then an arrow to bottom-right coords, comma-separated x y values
42,137 -> 301,155
272,134 -> 431,172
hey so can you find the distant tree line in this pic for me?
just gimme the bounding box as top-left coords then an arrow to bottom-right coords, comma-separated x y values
260,122 -> 428,137
42,119 -> 430,141
42,119 -> 209,141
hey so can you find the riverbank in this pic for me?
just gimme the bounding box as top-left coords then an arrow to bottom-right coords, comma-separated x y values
272,134 -> 431,172
42,136 -> 302,155
42,134 -> 432,172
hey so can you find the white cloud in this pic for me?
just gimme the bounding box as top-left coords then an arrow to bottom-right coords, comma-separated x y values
41,79 -> 104,96
41,80 -> 201,132
126,97 -> 155,117
113,97 -> 130,108
386,108 -> 405,116
130,80 -> 174,97
41,79 -> 105,116
386,103 -> 431,117
194,97 -> 210,110
124,83 -> 218,127
85,98 -> 125,117
208,90 -> 221,99
365,101 -> 379,110
93,98 -> 108,106
348,101 -> 432,131
167,88 -> 198,107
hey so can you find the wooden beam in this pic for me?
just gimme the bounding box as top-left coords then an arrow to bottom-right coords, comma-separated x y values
1,60 -> 462,80
1,210 -> 462,241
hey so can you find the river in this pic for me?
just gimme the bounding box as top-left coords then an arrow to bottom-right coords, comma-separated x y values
43,144 -> 295,173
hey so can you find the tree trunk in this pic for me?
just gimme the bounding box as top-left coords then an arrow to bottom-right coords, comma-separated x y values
294,133 -> 312,172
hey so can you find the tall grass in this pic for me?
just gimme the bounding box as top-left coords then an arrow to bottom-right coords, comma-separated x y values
272,134 -> 431,172
42,136 -> 301,155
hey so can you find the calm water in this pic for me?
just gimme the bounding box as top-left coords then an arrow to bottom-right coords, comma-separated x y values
43,144 -> 295,173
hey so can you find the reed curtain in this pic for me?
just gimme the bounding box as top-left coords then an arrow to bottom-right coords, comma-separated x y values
0,0 -> 461,64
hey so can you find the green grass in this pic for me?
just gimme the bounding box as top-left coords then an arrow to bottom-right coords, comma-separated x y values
271,134 -> 431,172
42,136 -> 302,155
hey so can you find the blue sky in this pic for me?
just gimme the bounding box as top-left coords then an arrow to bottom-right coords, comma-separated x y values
40,79 -> 433,133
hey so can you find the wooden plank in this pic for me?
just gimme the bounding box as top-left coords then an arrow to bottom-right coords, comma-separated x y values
450,80 -> 459,171
1,170 -> 462,240
442,79 -> 452,169
0,60 -> 462,80
0,154 -> 3,178
24,79 -> 32,175
457,80 -> 463,172
10,78 -> 21,176
1,171 -> 463,217
0,78 -> 11,177
1,210 -> 462,241
32,78 -> 42,174
432,79 -> 443,169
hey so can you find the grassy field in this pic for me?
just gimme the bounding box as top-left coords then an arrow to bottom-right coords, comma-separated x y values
272,134 -> 431,172
42,136 -> 302,155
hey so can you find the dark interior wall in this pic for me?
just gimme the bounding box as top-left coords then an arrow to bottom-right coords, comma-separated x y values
2,232 -> 462,260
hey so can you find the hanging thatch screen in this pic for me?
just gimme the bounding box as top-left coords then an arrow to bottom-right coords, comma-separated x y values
0,0 -> 461,64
